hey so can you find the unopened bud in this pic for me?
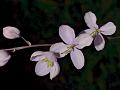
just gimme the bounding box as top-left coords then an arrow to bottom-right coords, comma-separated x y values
3,26 -> 20,39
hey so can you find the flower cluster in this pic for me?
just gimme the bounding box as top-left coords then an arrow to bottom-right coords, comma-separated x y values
0,11 -> 116,80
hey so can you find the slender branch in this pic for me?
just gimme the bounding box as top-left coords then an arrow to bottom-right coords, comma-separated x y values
0,44 -> 52,51
107,36 -> 120,40
21,36 -> 31,46
1,35 -> 120,52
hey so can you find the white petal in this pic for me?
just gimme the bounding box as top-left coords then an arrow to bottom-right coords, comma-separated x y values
35,61 -> 50,76
100,22 -> 116,35
94,34 -> 105,51
0,50 -> 11,66
84,11 -> 98,29
84,29 -> 95,35
50,62 -> 60,80
30,51 -> 44,61
74,33 -> 93,49
59,25 -> 75,44
3,26 -> 20,39
70,48 -> 84,69
50,42 -> 69,58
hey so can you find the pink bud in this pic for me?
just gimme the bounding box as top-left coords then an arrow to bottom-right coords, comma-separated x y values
3,26 -> 20,39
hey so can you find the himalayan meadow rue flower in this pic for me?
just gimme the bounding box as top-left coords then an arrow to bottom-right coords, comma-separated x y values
3,26 -> 20,39
0,50 -> 11,66
84,11 -> 116,51
30,51 -> 60,80
50,25 -> 93,69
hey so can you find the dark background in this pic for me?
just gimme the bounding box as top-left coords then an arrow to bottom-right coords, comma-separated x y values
0,0 -> 120,90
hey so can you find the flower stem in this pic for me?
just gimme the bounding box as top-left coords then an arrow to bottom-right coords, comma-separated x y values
21,36 -> 31,46
0,44 -> 52,51
107,36 -> 120,40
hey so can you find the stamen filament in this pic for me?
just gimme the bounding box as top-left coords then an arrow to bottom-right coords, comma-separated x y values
61,45 -> 75,55
42,58 -> 54,67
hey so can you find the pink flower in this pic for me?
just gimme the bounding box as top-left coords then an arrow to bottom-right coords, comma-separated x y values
30,51 -> 60,80
84,11 -> 116,51
50,25 -> 93,69
0,50 -> 11,66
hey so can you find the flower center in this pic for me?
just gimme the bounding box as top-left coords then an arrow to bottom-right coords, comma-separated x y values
90,29 -> 101,37
42,58 -> 54,67
61,44 -> 75,55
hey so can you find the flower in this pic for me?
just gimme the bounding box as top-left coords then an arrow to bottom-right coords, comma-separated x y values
84,11 -> 116,51
50,25 -> 93,69
30,51 -> 60,80
0,50 -> 11,66
3,26 -> 20,39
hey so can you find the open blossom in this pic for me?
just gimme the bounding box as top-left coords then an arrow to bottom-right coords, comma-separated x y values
3,26 -> 20,39
0,50 -> 11,66
84,11 -> 116,51
50,25 -> 93,69
30,51 -> 60,80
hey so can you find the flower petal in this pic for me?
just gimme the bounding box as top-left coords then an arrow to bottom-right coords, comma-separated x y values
3,26 -> 20,39
0,50 -> 11,67
50,61 -> 60,80
74,33 -> 93,49
70,48 -> 84,69
35,61 -> 50,76
100,22 -> 116,35
84,29 -> 95,35
43,52 -> 57,62
59,25 -> 75,44
84,11 -> 98,29
30,51 -> 45,61
50,42 -> 69,58
94,34 -> 105,51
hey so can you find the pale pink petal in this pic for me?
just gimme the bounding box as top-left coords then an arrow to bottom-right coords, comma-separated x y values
44,52 -> 57,62
50,61 -> 60,80
3,26 -> 20,39
35,61 -> 50,76
50,42 -> 69,58
94,34 -> 105,51
100,22 -> 116,35
74,33 -> 93,49
30,51 -> 45,61
70,48 -> 84,69
84,11 -> 98,29
59,25 -> 75,44
0,50 -> 11,67
84,29 -> 95,35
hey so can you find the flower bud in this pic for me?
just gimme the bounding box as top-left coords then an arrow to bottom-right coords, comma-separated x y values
3,26 -> 20,39
0,50 -> 11,66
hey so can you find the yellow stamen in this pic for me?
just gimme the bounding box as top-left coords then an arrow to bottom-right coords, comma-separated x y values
61,44 -> 75,55
90,29 -> 101,37
42,58 -> 54,67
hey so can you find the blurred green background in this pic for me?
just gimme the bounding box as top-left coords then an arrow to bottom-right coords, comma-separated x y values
0,0 -> 120,90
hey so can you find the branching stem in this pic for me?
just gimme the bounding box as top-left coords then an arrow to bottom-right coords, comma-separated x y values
0,44 -> 52,51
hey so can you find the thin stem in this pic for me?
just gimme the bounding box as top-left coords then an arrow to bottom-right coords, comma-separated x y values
107,36 -> 120,40
21,36 -> 31,46
0,44 -> 52,51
